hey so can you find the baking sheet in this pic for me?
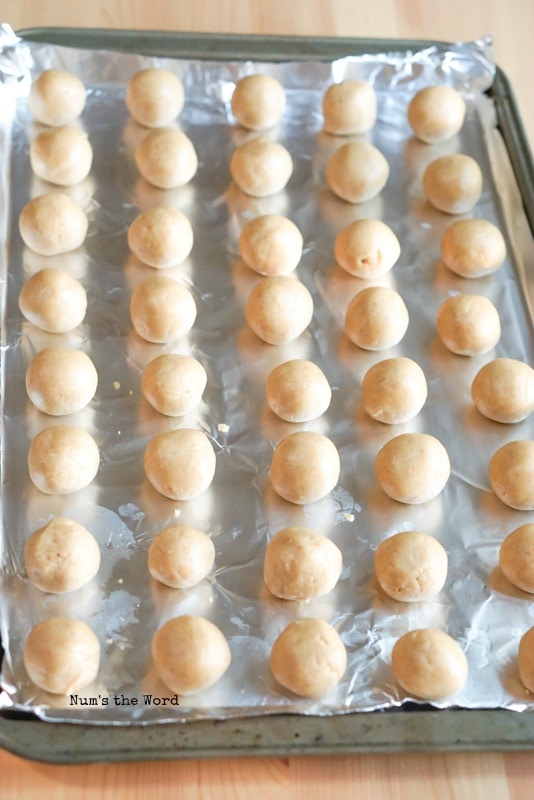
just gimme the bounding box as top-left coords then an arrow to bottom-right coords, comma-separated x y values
1,25 -> 534,732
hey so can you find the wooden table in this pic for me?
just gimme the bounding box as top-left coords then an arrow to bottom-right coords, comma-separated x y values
1,1 -> 533,797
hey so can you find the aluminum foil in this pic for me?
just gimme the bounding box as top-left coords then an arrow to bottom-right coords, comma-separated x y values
0,25 -> 533,726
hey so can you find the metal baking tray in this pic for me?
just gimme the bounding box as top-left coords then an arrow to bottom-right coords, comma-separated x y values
1,28 -> 534,764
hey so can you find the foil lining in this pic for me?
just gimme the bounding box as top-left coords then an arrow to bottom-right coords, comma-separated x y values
0,25 -> 533,725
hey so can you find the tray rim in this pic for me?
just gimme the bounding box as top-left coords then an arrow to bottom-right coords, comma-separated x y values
2,26 -> 534,764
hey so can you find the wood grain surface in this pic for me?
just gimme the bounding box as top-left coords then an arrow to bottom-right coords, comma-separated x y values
0,1 -> 533,798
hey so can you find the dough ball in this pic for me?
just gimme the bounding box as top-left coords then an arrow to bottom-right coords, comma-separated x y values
24,517 -> 100,594
130,275 -> 196,343
135,127 -> 198,189
29,69 -> 86,127
144,428 -> 216,501
334,218 -> 400,278
391,629 -> 468,700
270,431 -> 340,505
422,154 -> 482,215
231,74 -> 286,131
141,354 -> 207,416
440,218 -> 506,278
264,526 -> 342,601
230,137 -> 293,198
126,68 -> 184,128
408,86 -> 466,144
270,618 -> 347,698
519,627 -> 534,693
322,79 -> 377,135
489,440 -> 534,511
345,286 -> 409,351
375,432 -> 450,504
362,357 -> 427,424
238,214 -> 303,276
152,615 -> 230,695
26,347 -> 97,416
500,524 -> 534,593
28,425 -> 100,495
436,294 -> 501,356
24,617 -> 100,694
19,193 -> 88,256
325,141 -> 389,204
375,531 -> 448,602
266,359 -> 331,422
471,358 -> 534,423
30,126 -> 93,186
245,275 -> 313,345
128,206 -> 193,268
19,268 -> 87,333
148,524 -> 215,589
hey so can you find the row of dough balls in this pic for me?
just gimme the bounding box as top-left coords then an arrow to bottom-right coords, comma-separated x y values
22,612 -> 473,703
30,67 -> 465,140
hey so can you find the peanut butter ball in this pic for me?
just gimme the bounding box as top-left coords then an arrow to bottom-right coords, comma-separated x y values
130,275 -> 196,343
126,68 -> 184,128
326,141 -> 389,204
19,193 -> 88,256
266,359 -> 331,422
423,154 -> 482,215
230,138 -> 293,197
128,206 -> 193,268
392,629 -> 468,700
231,74 -> 286,131
436,294 -> 501,356
24,617 -> 100,694
500,524 -> 534,593
270,431 -> 340,505
135,127 -> 198,189
323,79 -> 377,135
28,425 -> 100,495
245,276 -> 313,345
24,517 -> 100,594
141,354 -> 207,416
29,69 -> 86,126
375,433 -> 450,505
375,531 -> 448,602
362,357 -> 427,424
26,347 -> 98,415
148,524 -> 215,589
471,358 -> 534,423
264,526 -> 342,601
19,268 -> 87,332
30,126 -> 93,186
334,218 -> 400,278
489,440 -> 534,511
519,627 -> 534,693
408,86 -> 466,144
238,214 -> 303,276
440,219 -> 506,278
345,286 -> 409,351
144,428 -> 216,501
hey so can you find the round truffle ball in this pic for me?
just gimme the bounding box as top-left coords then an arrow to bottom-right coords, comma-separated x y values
500,524 -> 534,593
345,286 -> 409,351
19,193 -> 88,256
128,206 -> 193,268
270,618 -> 347,698
130,275 -> 196,343
391,629 -> 468,701
238,214 -> 303,276
24,517 -> 100,594
518,627 -> 534,693
325,141 -> 389,204
28,425 -> 100,495
375,433 -> 450,505
135,127 -> 198,189
126,68 -> 184,128
264,526 -> 342,601
231,74 -> 286,131
30,126 -> 93,186
489,440 -> 534,511
152,615 -> 231,695
245,276 -> 313,345
270,431 -> 340,505
266,359 -> 331,422
334,218 -> 400,278
440,219 -> 506,278
23,617 -> 100,694
230,137 -> 293,197
26,347 -> 97,416
408,86 -> 466,144
471,358 -> 534,424
148,524 -> 215,589
144,428 -> 216,501
362,357 -> 427,424
422,154 -> 482,215
322,79 -> 377,135
29,69 -> 86,127
436,294 -> 501,356
375,531 -> 448,602
19,268 -> 87,333
141,354 -> 207,417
